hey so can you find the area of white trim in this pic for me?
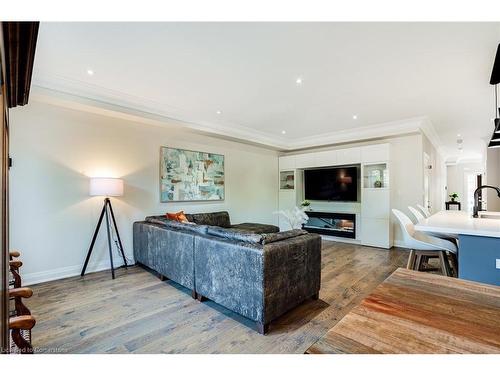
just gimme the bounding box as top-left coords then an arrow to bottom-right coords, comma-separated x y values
21,259 -> 129,286
320,235 -> 361,245
30,83 -> 442,152
393,240 -> 411,250
30,80 -> 289,150
289,117 -> 427,151
419,117 -> 446,158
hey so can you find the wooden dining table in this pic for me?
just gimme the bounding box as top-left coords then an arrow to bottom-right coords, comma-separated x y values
306,268 -> 500,354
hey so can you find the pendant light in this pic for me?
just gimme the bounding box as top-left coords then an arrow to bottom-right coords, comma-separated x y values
490,131 -> 500,142
495,118 -> 500,134
489,44 -> 500,148
488,139 -> 500,148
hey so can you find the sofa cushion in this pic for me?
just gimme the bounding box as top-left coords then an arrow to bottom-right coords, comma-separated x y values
207,226 -> 263,243
145,216 -> 208,234
166,211 -> 190,223
189,211 -> 231,228
261,229 -> 308,244
231,223 -> 280,234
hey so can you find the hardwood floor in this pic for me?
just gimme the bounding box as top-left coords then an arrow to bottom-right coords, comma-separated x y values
28,241 -> 408,353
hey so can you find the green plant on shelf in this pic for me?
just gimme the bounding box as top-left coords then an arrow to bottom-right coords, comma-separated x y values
449,192 -> 459,202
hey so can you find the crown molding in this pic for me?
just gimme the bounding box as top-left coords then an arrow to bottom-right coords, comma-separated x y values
32,74 -> 288,149
30,74 -> 440,151
288,117 -> 430,150
30,85 -> 290,150
419,117 -> 446,156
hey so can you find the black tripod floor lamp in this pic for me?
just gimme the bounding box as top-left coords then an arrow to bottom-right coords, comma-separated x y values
81,177 -> 128,279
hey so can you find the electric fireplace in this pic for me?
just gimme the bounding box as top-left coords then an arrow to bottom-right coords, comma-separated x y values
303,211 -> 356,239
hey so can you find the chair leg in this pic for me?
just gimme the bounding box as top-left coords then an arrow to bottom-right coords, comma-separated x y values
415,254 -> 422,271
449,253 -> 459,277
438,251 -> 452,277
407,250 -> 416,270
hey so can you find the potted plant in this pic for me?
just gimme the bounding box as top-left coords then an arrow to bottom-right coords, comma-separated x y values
301,200 -> 311,210
449,192 -> 459,202
275,207 -> 309,229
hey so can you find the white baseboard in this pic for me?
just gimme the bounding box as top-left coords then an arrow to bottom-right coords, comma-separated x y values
22,259 -> 131,286
320,234 -> 361,245
393,240 -> 411,250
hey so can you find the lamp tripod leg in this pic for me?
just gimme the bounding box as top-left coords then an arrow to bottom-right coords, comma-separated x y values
81,199 -> 107,277
104,198 -> 115,279
107,199 -> 127,268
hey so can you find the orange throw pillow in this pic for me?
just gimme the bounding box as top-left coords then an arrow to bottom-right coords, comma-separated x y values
166,211 -> 190,223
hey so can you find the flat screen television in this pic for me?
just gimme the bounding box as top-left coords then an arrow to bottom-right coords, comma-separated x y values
304,166 -> 358,202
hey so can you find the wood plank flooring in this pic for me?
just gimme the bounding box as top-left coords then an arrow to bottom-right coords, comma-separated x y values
28,241 -> 408,353
306,268 -> 500,353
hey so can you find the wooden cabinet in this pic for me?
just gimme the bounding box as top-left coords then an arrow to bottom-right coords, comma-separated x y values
361,189 -> 390,219
278,143 -> 392,249
361,175 -> 391,248
361,144 -> 390,163
314,150 -> 337,167
337,147 -> 361,165
360,218 -> 391,249
294,153 -> 316,169
279,155 -> 295,170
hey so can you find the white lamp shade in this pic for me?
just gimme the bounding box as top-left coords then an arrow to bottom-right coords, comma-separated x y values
89,178 -> 124,197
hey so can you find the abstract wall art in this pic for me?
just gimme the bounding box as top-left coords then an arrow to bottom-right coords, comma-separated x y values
160,147 -> 225,202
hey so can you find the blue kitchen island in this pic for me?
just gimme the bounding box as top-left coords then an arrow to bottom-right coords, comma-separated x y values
415,211 -> 500,286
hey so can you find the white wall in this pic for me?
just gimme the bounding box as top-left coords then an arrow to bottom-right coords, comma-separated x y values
446,161 -> 485,212
10,101 -> 279,284
486,148 -> 500,211
389,134 -> 424,245
422,133 -> 447,212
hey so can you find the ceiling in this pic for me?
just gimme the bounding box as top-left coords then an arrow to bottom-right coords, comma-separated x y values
32,22 -> 500,159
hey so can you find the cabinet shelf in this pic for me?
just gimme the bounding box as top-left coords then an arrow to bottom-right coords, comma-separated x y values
363,163 -> 389,189
280,170 -> 295,190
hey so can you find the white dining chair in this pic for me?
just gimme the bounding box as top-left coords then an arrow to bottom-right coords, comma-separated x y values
392,209 -> 457,276
408,206 -> 442,269
417,204 -> 431,218
408,206 -> 425,223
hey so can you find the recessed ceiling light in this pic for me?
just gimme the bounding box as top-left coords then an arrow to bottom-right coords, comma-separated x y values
457,133 -> 461,137
216,110 -> 222,115
281,130 -> 286,135
352,115 -> 358,120
295,77 -> 303,85
86,69 -> 94,76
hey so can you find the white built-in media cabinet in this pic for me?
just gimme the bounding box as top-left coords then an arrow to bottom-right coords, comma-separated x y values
279,143 -> 393,249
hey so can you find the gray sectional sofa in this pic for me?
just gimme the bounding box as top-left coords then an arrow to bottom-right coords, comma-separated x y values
133,211 -> 321,334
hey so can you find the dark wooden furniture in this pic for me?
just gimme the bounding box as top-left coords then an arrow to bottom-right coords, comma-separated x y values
445,201 -> 461,210
1,21 -> 39,353
6,250 -> 36,353
306,268 -> 500,354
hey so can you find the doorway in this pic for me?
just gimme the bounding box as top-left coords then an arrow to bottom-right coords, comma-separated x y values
423,152 -> 431,212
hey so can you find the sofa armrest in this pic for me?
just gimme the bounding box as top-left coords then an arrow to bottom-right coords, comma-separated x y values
133,221 -> 196,290
194,235 -> 265,322
262,233 -> 322,323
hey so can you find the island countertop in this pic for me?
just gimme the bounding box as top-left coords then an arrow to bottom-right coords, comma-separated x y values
415,211 -> 500,238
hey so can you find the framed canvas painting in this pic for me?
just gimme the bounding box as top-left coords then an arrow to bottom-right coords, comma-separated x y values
160,147 -> 225,202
